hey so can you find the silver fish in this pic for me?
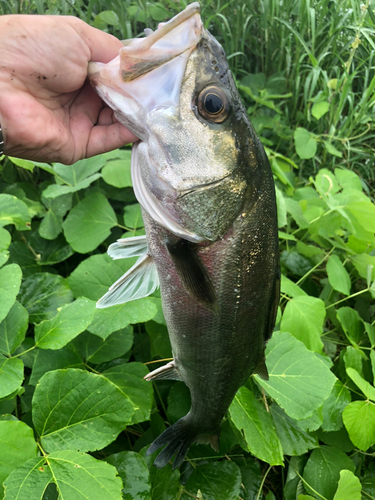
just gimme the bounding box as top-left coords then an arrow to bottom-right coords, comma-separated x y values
89,2 -> 279,469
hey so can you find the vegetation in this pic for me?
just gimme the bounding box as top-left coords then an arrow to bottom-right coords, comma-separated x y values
0,0 -> 375,499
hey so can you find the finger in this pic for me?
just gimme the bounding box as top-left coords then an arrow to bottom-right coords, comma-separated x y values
68,17 -> 124,63
85,122 -> 138,158
97,107 -> 116,126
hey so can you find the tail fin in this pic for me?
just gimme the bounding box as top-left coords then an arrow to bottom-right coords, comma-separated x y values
146,417 -> 195,469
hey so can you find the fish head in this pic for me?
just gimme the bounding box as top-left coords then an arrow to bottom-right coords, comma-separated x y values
89,3 -> 262,242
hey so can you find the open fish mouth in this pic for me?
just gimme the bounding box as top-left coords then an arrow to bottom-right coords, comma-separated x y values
88,2 -> 203,125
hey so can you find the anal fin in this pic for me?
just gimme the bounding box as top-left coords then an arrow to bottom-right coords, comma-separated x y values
144,361 -> 182,381
254,356 -> 269,381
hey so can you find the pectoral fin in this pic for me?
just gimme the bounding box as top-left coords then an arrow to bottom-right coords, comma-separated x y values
144,361 -> 182,381
96,253 -> 159,308
108,235 -> 148,260
166,240 -> 219,316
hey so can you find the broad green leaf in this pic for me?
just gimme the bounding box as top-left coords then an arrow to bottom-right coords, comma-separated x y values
102,156 -> 132,188
8,157 -> 54,174
42,174 -> 102,198
350,253 -> 375,281
106,451 -> 151,500
280,296 -> 325,352
326,255 -> 351,295
68,253 -> 138,301
30,232 -> 73,266
96,10 -> 120,26
303,446 -> 355,500
321,380 -> 351,432
35,297 -> 96,350
0,194 -> 31,230
346,201 -> 375,233
32,368 -> 134,452
335,169 -> 362,191
18,272 -> 73,324
146,321 -> 173,359
232,457 -> 262,500
343,346 -> 364,375
343,400 -> 375,450
0,357 -> 24,398
103,362 -> 153,424
3,450 -> 123,500
229,387 -> 283,465
256,331 -> 336,420
280,275 -> 307,298
296,405 -> 324,432
39,194 -> 72,240
29,342 -> 84,386
0,264 -> 22,324
63,193 -> 117,253
337,307 -> 364,345
0,302 -> 28,356
0,228 -> 11,251
148,463 -> 180,500
124,204 -> 144,229
346,367 -> 375,401
167,383 -> 191,424
312,101 -> 329,119
75,327 -> 133,364
270,405 -> 318,456
88,299 -> 158,339
0,420 -> 37,498
333,469 -> 361,500
0,250 -> 9,268
294,127 -> 317,159
285,198 -> 309,228
275,186 -> 287,227
183,462 -> 242,500
324,141 -> 343,158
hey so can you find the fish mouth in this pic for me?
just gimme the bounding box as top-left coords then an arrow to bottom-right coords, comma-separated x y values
88,3 -> 203,123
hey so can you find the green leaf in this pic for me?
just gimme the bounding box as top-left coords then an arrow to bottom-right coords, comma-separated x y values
333,469 -> 361,500
75,327 -> 133,364
96,10 -> 120,26
35,297 -> 96,350
270,405 -> 318,456
68,253 -> 138,302
8,157 -> 53,174
337,307 -> 364,345
39,194 -> 72,240
335,169 -> 362,191
0,264 -> 22,324
229,387 -> 283,465
343,400 -> 375,450
346,201 -> 375,233
303,446 -> 355,500
326,255 -> 351,295
3,450 -> 123,500
256,331 -> 336,420
106,451 -> 151,500
30,233 -> 73,266
124,204 -> 144,229
146,321 -> 173,359
0,194 -> 31,230
88,299 -> 158,339
18,272 -> 73,324
0,228 -> 11,251
311,101 -> 329,119
32,368 -> 134,452
321,380 -> 351,432
167,383 -> 191,424
280,275 -> 307,298
29,342 -> 84,386
42,174 -> 102,198
294,128 -> 317,159
63,193 -> 117,253
103,362 -> 153,424
280,296 -> 325,352
0,357 -> 24,398
183,462 -> 242,500
346,367 -> 375,401
0,302 -> 28,356
0,420 -> 37,498
323,141 -> 343,158
148,463 -> 180,500
102,156 -> 132,188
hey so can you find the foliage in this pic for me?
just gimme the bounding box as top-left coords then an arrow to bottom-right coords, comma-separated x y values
1,0 -> 375,499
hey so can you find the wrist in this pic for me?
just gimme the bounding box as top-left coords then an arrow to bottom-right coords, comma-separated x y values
0,125 -> 3,156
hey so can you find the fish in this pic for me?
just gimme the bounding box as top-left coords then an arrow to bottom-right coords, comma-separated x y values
88,2 -> 280,469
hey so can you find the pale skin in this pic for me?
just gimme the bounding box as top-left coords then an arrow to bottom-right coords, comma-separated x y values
0,15 -> 138,164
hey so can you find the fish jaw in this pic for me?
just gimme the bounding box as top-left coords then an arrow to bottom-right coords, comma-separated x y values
88,3 -> 202,141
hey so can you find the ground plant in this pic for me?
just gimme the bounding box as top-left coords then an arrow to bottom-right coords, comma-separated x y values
0,0 -> 375,498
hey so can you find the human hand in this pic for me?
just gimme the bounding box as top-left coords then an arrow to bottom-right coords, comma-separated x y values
0,15 -> 138,164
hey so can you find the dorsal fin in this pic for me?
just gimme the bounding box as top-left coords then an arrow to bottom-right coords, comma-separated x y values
166,240 -> 219,316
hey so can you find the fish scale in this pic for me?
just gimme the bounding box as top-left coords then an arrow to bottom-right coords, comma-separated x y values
89,2 -> 279,469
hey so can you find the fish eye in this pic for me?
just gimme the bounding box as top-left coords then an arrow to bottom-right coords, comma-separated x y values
197,86 -> 230,123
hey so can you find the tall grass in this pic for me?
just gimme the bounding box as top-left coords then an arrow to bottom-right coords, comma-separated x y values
1,0 -> 374,182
